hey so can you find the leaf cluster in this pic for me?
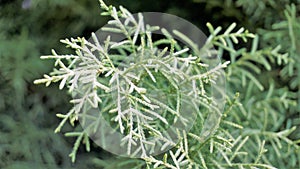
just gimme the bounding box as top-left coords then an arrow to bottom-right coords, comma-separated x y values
34,1 -> 300,169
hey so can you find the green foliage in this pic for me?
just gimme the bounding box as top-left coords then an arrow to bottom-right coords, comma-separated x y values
0,0 -> 107,168
35,1 -> 300,169
257,5 -> 300,166
0,114 -> 73,169
1,0 -> 299,168
34,0 -> 231,162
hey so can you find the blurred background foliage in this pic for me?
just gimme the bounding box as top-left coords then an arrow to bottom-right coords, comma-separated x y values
0,0 -> 299,168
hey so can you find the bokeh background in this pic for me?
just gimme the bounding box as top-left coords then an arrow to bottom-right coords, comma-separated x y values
0,0 -> 299,168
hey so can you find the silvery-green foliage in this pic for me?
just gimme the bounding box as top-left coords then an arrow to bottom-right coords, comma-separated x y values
34,1 -> 299,168
34,0 -> 229,162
